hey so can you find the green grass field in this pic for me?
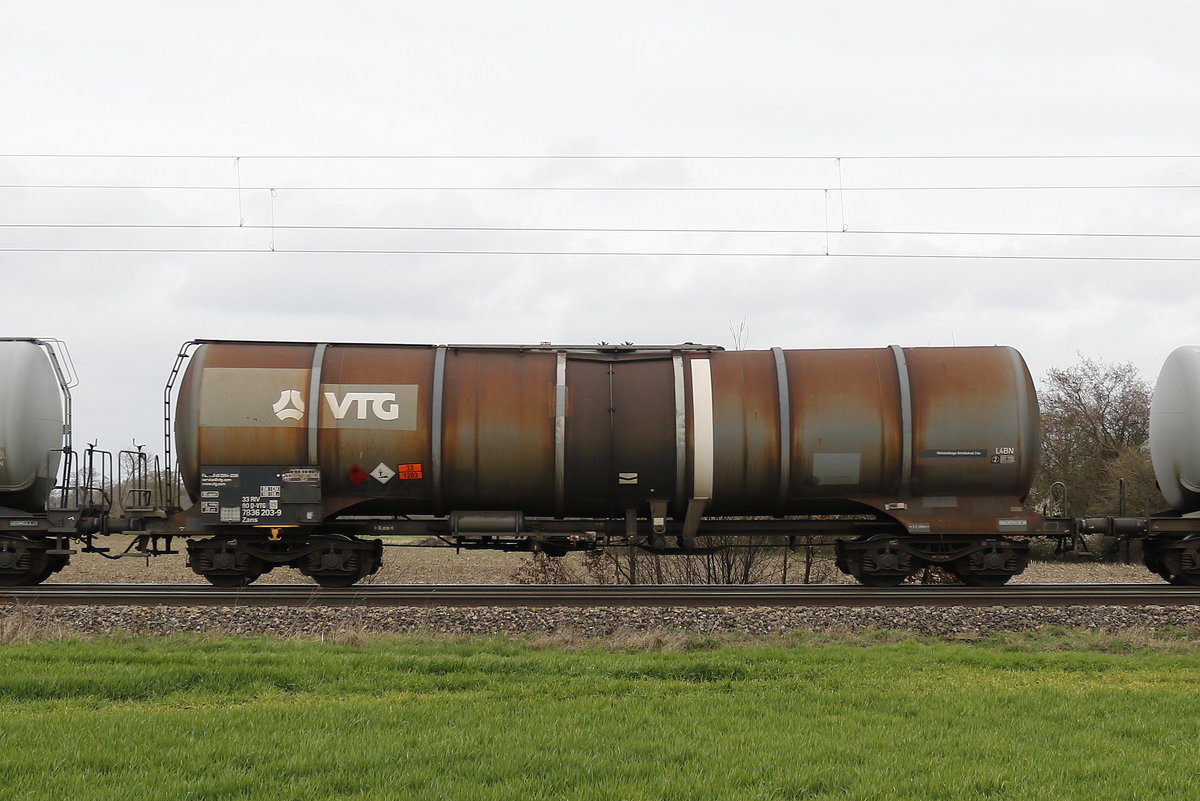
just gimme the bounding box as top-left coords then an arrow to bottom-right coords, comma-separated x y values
1,632 -> 1198,800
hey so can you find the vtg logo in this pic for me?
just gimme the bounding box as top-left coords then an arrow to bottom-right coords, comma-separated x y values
271,388 -> 406,422
272,390 -> 305,421
324,392 -> 402,421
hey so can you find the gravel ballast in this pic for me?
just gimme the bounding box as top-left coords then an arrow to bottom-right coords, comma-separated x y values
4,603 -> 1200,640
8,547 -> 1194,641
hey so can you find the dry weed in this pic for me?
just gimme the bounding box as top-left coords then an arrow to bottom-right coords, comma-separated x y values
319,625 -> 372,647
0,610 -> 70,644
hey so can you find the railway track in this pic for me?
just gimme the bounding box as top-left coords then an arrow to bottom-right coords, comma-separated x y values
3,583 -> 1200,608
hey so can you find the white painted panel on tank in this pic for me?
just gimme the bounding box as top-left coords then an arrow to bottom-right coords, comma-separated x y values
0,341 -> 64,491
199,367 -> 309,427
1151,345 -> 1200,512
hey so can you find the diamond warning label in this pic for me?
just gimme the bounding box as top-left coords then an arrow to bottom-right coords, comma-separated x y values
371,463 -> 396,483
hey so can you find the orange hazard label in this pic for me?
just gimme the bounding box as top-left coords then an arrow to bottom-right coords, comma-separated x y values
397,463 -> 424,479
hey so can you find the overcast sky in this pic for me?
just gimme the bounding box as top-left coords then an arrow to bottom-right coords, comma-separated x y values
3,1 -> 1199,452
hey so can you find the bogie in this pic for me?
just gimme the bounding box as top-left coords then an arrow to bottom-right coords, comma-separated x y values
185,535 -> 382,588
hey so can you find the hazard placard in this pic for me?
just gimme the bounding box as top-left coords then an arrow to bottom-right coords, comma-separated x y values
371,462 -> 397,483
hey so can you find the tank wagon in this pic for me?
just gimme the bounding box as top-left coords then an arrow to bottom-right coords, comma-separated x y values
1139,345 -> 1200,582
6,336 -> 1200,588
0,339 -> 76,584
163,340 -> 1042,587
0,338 -> 146,585
1150,346 -> 1200,514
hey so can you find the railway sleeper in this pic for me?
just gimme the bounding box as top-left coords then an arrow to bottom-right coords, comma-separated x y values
836,536 -> 1031,587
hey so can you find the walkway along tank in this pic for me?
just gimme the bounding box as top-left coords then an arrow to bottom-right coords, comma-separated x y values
166,340 -> 1042,587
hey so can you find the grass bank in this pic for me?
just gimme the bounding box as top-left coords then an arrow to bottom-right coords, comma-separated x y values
1,634 -> 1197,799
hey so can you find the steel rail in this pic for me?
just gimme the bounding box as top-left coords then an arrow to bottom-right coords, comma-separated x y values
4,584 -> 1200,608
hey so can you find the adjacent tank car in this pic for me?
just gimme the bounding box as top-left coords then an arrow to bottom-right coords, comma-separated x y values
1150,345 -> 1200,514
0,339 -> 83,584
1139,345 -> 1200,582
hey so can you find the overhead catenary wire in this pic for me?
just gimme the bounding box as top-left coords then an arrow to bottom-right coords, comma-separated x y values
5,154 -> 1200,262
3,183 -> 1200,191
3,223 -> 1200,240
1,247 -> 1198,261
4,153 -> 1200,160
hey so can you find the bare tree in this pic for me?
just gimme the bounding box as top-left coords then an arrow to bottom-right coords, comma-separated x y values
728,316 -> 749,351
1033,356 -> 1158,517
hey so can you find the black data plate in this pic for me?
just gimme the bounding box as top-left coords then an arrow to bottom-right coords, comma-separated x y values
198,466 -> 322,526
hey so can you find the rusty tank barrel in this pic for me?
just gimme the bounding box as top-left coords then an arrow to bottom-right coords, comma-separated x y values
173,341 -> 1039,520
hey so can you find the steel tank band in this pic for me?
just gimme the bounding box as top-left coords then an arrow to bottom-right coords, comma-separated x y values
673,352 -> 686,510
691,357 -> 714,500
772,347 -> 791,516
305,343 -> 327,465
431,346 -> 447,515
554,351 -> 567,517
889,344 -> 913,496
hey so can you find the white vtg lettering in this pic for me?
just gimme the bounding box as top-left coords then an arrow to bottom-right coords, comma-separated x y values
324,392 -> 400,421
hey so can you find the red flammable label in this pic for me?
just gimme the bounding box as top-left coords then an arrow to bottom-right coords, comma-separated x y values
348,465 -> 369,485
397,463 -> 424,480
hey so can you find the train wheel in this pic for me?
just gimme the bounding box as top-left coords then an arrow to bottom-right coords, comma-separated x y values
188,541 -> 265,587
201,568 -> 264,587
1150,566 -> 1176,583
28,554 -> 71,585
299,535 -> 382,588
954,571 -> 1013,587
0,570 -> 42,587
204,573 -> 255,588
0,539 -> 51,586
856,573 -> 908,587
840,536 -> 918,587
1148,540 -> 1200,585
1142,543 -> 1175,582
201,558 -> 264,587
948,544 -> 1027,587
311,572 -> 366,588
